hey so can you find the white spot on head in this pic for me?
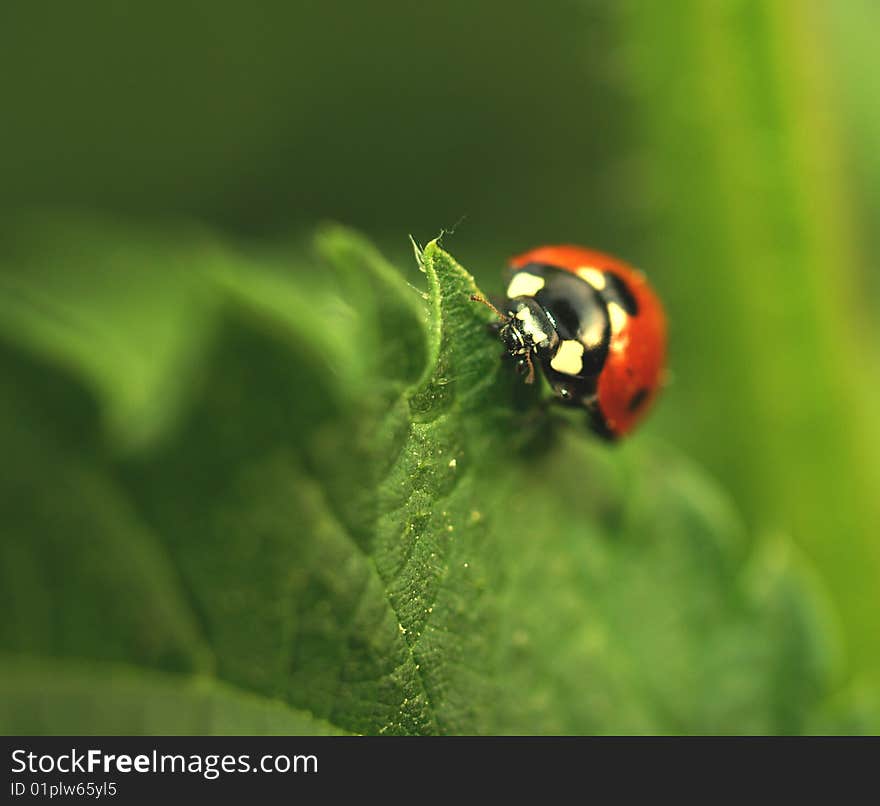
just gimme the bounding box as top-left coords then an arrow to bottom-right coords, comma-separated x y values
550,340 -> 585,376
506,272 -> 545,298
515,307 -> 549,345
607,301 -> 628,334
576,267 -> 606,290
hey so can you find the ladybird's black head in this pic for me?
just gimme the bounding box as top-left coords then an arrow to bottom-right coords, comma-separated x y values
496,300 -> 558,386
497,319 -> 535,380
471,294 -> 553,385
498,319 -> 527,357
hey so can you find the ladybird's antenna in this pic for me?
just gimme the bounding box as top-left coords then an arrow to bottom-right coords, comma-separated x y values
469,294 -> 507,321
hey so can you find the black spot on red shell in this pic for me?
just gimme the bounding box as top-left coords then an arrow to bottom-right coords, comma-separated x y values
627,387 -> 650,413
603,272 -> 639,316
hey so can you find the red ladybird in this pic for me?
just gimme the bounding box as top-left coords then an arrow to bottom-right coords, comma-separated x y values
473,245 -> 667,439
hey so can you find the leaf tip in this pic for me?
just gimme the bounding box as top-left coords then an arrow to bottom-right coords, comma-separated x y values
409,234 -> 426,272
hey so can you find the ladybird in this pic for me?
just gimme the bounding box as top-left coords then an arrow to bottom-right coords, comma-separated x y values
472,245 -> 667,439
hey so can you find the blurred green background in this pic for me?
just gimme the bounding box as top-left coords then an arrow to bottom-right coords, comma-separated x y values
1,0 -> 878,691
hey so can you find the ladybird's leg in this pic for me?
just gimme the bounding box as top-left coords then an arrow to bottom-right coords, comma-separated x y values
506,394 -> 568,455
585,406 -> 618,443
534,397 -> 611,444
572,392 -> 618,442
515,389 -> 554,426
521,350 -> 536,384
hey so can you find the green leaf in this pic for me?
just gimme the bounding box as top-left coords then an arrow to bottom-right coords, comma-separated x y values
490,438 -> 839,734
0,212 -> 222,452
0,658 -> 343,735
0,215 -> 869,734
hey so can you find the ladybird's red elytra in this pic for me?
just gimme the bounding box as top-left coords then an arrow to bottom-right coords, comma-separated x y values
474,244 -> 667,440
